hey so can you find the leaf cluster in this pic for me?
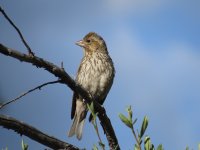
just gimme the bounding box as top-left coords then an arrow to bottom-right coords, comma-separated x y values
119,106 -> 163,150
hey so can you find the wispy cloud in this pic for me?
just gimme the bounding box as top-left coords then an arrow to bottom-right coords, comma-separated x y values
109,26 -> 200,149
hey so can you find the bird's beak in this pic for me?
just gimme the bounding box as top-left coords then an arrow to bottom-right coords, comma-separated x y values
76,40 -> 85,48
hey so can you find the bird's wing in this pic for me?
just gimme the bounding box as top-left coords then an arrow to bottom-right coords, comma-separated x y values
71,58 -> 84,119
71,92 -> 77,119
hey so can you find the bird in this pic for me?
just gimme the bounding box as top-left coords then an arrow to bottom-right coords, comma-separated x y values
68,32 -> 115,140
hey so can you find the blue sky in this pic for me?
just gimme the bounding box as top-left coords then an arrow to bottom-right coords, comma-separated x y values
0,0 -> 200,149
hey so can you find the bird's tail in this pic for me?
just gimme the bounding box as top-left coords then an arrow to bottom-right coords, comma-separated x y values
68,104 -> 87,140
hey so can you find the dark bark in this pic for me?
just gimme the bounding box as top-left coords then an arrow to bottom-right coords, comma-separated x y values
0,114 -> 79,150
0,43 -> 120,150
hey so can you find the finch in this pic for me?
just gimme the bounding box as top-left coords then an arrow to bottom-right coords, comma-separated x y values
68,32 -> 115,140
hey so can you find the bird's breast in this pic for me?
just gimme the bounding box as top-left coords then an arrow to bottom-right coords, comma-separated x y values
76,53 -> 114,98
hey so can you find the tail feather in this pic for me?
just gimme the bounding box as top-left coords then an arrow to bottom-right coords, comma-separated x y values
76,119 -> 85,140
68,108 -> 86,140
68,114 -> 78,137
68,114 -> 86,140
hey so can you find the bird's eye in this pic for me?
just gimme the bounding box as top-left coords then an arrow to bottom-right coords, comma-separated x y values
86,39 -> 91,43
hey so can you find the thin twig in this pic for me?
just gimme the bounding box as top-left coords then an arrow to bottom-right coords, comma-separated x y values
0,6 -> 34,56
0,44 -> 120,150
131,126 -> 141,150
93,119 -> 105,150
88,103 -> 105,150
61,61 -> 64,70
0,80 -> 61,109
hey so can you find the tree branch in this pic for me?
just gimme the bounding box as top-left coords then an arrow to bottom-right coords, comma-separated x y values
0,80 -> 62,109
0,114 -> 79,150
0,6 -> 34,56
0,43 -> 120,150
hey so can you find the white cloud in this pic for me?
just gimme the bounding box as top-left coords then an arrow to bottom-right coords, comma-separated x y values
110,26 -> 152,71
110,26 -> 200,149
111,26 -> 200,100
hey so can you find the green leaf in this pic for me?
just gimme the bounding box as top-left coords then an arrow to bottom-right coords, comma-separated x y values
151,144 -> 155,150
139,138 -> 142,145
157,144 -> 163,150
134,144 -> 140,150
92,144 -> 98,150
119,113 -> 132,128
133,118 -> 137,125
140,116 -> 149,138
144,136 -> 151,150
198,144 -> 200,150
127,105 -> 133,120
21,139 -> 28,150
87,102 -> 95,114
87,102 -> 97,121
144,136 -> 155,150
185,146 -> 189,150
2,147 -> 8,150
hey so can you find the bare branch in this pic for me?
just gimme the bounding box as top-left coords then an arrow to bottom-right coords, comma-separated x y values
0,80 -> 62,109
0,6 -> 34,56
0,43 -> 120,150
0,114 -> 79,150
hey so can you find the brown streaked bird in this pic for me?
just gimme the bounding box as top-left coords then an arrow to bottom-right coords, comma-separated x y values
68,32 -> 115,140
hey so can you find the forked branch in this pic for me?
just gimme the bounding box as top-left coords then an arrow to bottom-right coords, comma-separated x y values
0,44 -> 120,150
0,6 -> 119,149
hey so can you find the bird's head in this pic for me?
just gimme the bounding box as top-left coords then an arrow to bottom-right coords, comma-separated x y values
76,32 -> 108,55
